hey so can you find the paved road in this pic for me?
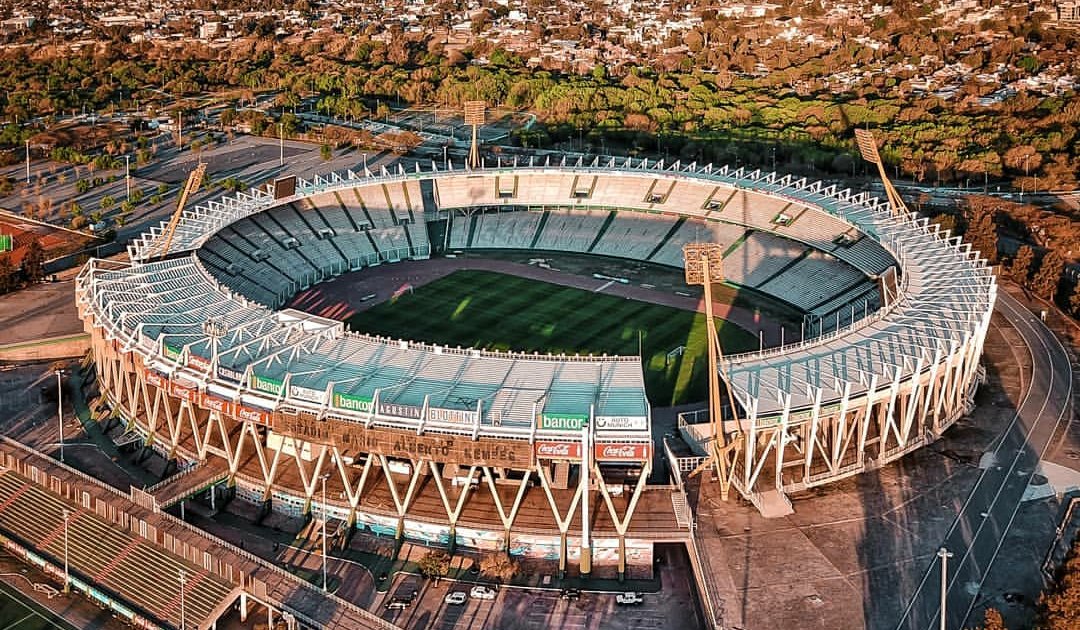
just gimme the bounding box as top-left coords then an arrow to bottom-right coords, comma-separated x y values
895,289 -> 1074,630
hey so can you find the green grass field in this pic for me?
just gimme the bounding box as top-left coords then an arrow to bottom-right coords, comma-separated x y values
346,270 -> 757,406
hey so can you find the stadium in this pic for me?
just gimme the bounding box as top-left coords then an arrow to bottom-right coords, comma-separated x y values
74,154 -> 996,580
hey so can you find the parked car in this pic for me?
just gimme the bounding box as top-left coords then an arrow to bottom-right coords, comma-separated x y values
560,588 -> 581,601
445,591 -> 467,605
470,585 -> 497,600
616,592 -> 644,605
385,597 -> 411,610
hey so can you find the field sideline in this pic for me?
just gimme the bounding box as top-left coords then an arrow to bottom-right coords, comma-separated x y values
346,269 -> 758,406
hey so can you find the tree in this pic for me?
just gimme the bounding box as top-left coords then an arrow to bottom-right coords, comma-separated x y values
1010,246 -> 1034,284
100,194 -> 115,212
979,608 -> 1007,630
479,552 -> 518,583
0,254 -> 15,293
1071,284 -> 1080,318
22,238 -> 44,283
961,197 -> 999,264
1032,250 -> 1066,300
320,143 -> 333,161
417,551 -> 450,580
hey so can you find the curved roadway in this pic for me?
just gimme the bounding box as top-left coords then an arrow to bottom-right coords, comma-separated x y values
895,289 -> 1074,630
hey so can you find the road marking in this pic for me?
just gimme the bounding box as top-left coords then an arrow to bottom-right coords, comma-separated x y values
594,280 -> 614,292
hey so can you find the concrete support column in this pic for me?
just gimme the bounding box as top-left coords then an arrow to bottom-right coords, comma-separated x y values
239,592 -> 248,622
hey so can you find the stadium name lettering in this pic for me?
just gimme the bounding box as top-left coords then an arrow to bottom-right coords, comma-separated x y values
216,366 -> 243,383
391,436 -> 453,458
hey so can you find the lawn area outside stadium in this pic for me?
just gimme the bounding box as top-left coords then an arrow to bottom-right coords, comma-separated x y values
346,270 -> 758,406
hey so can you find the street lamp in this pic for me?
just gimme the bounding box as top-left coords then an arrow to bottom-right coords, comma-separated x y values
56,369 -> 64,463
62,509 -> 70,593
179,568 -> 187,630
320,473 -> 331,592
124,155 -> 131,202
937,546 -> 953,630
278,122 -> 284,167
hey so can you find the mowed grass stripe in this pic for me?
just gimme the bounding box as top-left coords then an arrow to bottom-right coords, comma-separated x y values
347,270 -> 757,406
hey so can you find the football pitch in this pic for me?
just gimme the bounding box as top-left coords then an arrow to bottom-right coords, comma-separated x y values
0,581 -> 78,630
346,270 -> 758,406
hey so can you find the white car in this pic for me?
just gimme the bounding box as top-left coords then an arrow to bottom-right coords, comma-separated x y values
616,592 -> 644,605
470,585 -> 497,600
444,591 -> 467,605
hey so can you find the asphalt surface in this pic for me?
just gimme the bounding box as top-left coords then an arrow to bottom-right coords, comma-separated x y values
895,289 -> 1074,630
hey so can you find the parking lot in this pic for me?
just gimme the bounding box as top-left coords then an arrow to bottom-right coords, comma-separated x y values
374,544 -> 702,630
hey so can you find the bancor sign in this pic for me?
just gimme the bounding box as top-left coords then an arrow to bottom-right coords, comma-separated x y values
537,413 -> 588,431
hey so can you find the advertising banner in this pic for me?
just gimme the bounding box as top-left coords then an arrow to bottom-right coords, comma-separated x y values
250,373 -> 284,396
201,393 -> 234,417
594,442 -> 651,461
169,379 -> 201,405
237,405 -> 272,426
289,384 -> 327,405
377,401 -> 423,420
143,369 -> 166,389
534,441 -> 582,460
537,412 -> 588,431
163,343 -> 181,362
187,353 -> 211,372
216,365 -> 243,383
428,407 -> 477,424
332,391 -> 372,413
594,416 -> 649,431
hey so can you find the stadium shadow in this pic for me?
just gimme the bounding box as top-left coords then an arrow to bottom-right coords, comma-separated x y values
856,328 -> 1024,629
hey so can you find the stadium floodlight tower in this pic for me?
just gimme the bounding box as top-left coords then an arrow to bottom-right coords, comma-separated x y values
682,243 -> 744,500
463,100 -> 485,170
854,128 -> 910,219
855,129 -> 906,306
155,161 -> 208,260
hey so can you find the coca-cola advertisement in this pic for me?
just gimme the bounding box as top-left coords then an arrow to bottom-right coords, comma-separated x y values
534,441 -> 583,460
594,443 -> 650,461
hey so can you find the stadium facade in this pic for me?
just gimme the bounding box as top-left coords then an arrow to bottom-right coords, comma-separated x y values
76,156 -> 995,573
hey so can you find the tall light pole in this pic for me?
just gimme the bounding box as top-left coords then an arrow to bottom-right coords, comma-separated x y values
124,155 -> 131,202
278,122 -> 284,167
56,369 -> 64,463
320,473 -> 330,592
937,546 -> 953,630
179,568 -> 186,630
25,138 -> 30,184
362,152 -> 368,172
62,509 -> 70,593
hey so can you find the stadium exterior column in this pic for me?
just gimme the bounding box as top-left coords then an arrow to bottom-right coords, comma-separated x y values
239,592 -> 247,622
579,418 -> 592,576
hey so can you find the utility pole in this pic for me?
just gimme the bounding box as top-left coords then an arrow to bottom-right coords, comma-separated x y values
937,547 -> 953,630
321,473 -> 330,592
179,569 -> 186,630
278,122 -> 284,167
25,138 -> 30,184
62,509 -> 70,593
56,369 -> 64,463
125,155 -> 131,202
